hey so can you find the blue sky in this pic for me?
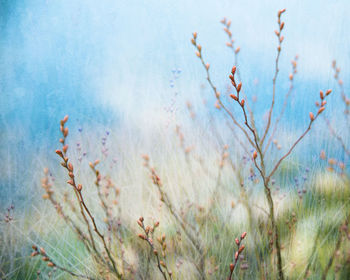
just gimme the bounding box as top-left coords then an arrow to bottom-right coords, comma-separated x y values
0,0 -> 349,202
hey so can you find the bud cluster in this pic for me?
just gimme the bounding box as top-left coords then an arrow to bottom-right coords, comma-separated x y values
228,232 -> 247,279
31,245 -> 56,268
220,17 -> 240,54
310,89 -> 332,121
137,218 -> 172,279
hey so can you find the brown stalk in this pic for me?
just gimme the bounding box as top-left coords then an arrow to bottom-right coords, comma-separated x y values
194,18 -> 332,277
228,232 -> 247,280
56,116 -> 122,279
143,159 -> 206,279
221,17 -> 257,135
191,33 -> 257,150
228,67 -> 285,279
261,9 -> 286,146
31,245 -> 96,280
264,55 -> 298,155
42,171 -> 94,254
137,218 -> 169,280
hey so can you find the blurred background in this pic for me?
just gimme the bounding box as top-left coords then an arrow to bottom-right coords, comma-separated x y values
1,1 -> 350,279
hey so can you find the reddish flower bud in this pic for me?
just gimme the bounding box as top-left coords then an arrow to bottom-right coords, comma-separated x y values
236,82 -> 242,93
318,107 -> 325,114
238,245 -> 245,253
309,112 -> 314,121
280,22 -> 285,30
230,94 -> 238,101
138,234 -> 146,240
320,90 -> 324,100
231,66 -> 236,75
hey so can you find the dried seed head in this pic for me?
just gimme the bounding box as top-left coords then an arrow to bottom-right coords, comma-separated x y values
193,32 -> 197,39
230,263 -> 235,272
47,262 -> 55,267
32,245 -> 38,251
241,232 -> 247,239
240,99 -> 245,107
77,184 -> 82,191
253,151 -> 258,160
235,238 -> 239,245
40,247 -> 46,255
235,47 -> 240,54
325,89 -> 332,96
205,63 -> 210,70
55,150 -> 62,156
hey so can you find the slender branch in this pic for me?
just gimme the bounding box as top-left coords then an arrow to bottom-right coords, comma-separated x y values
191,33 -> 256,149
261,10 -> 286,146
31,246 -> 96,280
56,116 -> 122,279
264,56 -> 298,155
